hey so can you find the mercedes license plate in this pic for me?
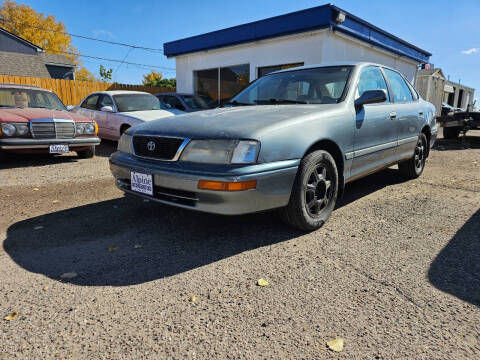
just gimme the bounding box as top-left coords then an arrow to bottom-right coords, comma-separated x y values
49,144 -> 69,153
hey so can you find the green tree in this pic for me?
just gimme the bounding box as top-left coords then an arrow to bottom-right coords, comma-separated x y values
99,65 -> 113,82
142,70 -> 176,89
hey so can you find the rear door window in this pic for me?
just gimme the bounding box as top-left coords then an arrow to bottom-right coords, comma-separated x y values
383,69 -> 414,103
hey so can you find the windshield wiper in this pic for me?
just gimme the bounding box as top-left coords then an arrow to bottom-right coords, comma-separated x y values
224,100 -> 254,107
254,98 -> 307,105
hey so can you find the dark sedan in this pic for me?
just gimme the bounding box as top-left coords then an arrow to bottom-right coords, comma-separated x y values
156,93 -> 217,112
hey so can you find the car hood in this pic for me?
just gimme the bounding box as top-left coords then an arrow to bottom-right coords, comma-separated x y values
132,104 -> 342,139
0,107 -> 91,122
120,110 -> 178,121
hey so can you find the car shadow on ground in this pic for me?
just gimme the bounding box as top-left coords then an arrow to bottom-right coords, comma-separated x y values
433,133 -> 480,151
94,139 -> 117,158
428,208 -> 480,307
0,142 -> 117,169
3,167 -> 409,287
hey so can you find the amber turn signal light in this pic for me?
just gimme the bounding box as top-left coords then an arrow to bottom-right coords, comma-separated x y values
94,121 -> 99,135
198,180 -> 257,191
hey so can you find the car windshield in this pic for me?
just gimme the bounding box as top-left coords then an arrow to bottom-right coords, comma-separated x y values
0,87 -> 66,110
230,66 -> 352,105
113,93 -> 161,112
182,95 -> 217,110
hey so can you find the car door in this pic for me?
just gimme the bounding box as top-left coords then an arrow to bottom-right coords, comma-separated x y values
96,94 -> 118,138
77,94 -> 98,119
350,66 -> 398,179
382,68 -> 420,160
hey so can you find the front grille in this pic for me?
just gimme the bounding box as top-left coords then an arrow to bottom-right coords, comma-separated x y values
55,121 -> 75,139
133,136 -> 184,160
30,122 -> 54,139
30,119 -> 75,139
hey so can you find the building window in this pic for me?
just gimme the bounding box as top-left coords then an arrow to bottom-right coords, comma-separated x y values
194,68 -> 218,103
257,62 -> 304,78
194,64 -> 250,103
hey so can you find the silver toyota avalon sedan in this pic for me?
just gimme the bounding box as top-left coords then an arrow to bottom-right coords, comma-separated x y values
109,62 -> 437,231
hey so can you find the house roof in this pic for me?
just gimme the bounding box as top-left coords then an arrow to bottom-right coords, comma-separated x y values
163,4 -> 431,63
0,26 -> 44,52
0,50 -> 51,77
40,53 -> 75,67
418,68 -> 445,79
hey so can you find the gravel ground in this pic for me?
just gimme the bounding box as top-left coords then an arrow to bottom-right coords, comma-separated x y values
0,133 -> 479,359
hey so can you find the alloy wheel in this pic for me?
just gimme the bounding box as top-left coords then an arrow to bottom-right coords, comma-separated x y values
304,164 -> 333,217
414,138 -> 425,170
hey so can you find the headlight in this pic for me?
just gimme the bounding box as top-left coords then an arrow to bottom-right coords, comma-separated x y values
75,123 -> 85,134
75,122 -> 96,135
1,123 -> 16,137
180,140 -> 260,164
84,123 -> 95,134
16,124 -> 29,136
118,133 -> 133,153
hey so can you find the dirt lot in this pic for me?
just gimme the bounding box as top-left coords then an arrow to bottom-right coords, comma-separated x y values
1,133 -> 479,359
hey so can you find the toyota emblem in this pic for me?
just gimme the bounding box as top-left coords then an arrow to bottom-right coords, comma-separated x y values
147,141 -> 156,151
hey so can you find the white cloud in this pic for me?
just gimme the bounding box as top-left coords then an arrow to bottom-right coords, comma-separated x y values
92,29 -> 115,39
461,48 -> 479,55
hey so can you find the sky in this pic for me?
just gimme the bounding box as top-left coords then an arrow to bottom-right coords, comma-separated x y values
25,0 -> 480,103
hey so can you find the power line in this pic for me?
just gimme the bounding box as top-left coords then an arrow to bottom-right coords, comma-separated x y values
49,49 -> 176,70
0,17 -> 164,53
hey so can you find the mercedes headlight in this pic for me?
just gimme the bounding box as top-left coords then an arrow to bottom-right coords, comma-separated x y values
16,123 -> 29,136
1,123 -> 17,137
76,122 -> 96,135
118,133 -> 133,153
180,140 -> 260,164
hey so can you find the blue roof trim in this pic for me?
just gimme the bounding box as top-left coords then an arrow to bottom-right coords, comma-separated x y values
163,4 -> 431,63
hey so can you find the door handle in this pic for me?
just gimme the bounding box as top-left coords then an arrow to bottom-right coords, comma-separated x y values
389,111 -> 397,119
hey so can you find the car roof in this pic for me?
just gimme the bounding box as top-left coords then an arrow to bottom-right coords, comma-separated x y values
0,83 -> 51,91
91,90 -> 153,96
269,62 -> 398,75
155,92 -> 196,96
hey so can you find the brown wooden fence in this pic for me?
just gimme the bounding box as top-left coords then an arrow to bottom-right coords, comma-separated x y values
0,75 -> 175,106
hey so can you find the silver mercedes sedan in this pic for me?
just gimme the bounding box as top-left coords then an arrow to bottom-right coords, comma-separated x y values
109,62 -> 437,231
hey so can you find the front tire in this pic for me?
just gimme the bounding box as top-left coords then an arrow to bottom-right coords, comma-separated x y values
280,150 -> 338,231
398,133 -> 427,179
76,146 -> 95,159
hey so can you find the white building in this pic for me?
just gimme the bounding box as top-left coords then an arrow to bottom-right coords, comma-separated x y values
164,4 -> 431,103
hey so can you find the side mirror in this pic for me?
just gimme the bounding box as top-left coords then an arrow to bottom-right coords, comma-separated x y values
355,89 -> 387,108
66,105 -> 74,111
100,105 -> 114,112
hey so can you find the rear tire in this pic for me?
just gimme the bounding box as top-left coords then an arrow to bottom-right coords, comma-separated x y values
279,150 -> 338,231
76,146 -> 95,159
443,126 -> 461,139
398,133 -> 427,179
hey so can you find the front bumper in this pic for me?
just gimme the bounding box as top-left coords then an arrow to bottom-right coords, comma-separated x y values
0,137 -> 101,150
109,151 -> 299,215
